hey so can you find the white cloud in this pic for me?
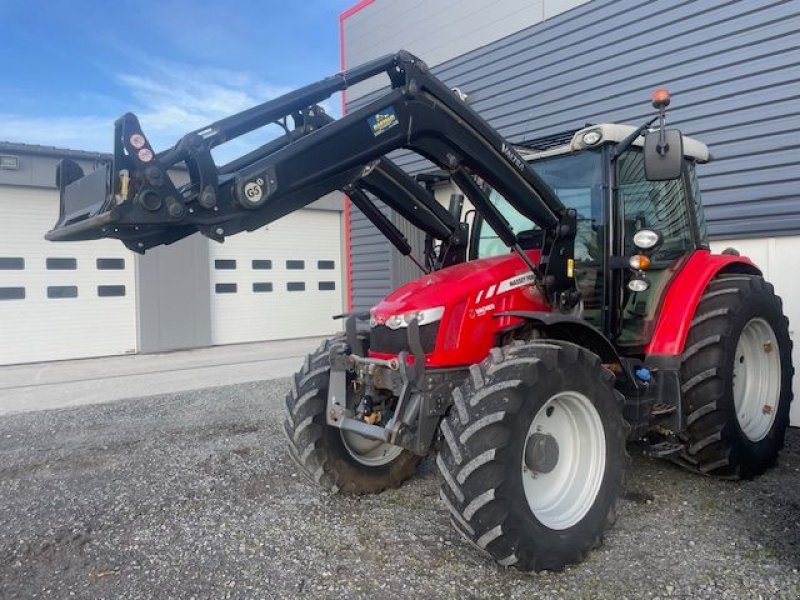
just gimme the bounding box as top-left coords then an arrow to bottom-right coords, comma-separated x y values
0,114 -> 111,152
2,55 -> 343,162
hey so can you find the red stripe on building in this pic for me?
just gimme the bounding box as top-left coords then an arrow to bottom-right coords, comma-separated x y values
339,0 -> 375,311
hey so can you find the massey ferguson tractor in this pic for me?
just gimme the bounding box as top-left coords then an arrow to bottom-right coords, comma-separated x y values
46,51 -> 793,573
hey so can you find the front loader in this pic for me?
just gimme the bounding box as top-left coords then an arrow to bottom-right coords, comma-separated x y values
47,52 -> 793,573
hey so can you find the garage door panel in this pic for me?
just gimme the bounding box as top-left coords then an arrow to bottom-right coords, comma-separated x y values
0,186 -> 137,365
210,210 -> 344,345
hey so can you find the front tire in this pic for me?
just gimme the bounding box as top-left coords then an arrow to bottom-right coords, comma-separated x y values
437,340 -> 627,572
283,337 -> 421,494
680,273 -> 793,479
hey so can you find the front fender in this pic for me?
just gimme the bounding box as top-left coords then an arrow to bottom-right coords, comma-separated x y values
495,310 -> 620,364
644,249 -> 761,355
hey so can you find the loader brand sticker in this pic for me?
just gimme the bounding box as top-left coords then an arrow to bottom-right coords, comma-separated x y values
501,142 -> 526,172
367,107 -> 399,137
243,181 -> 263,204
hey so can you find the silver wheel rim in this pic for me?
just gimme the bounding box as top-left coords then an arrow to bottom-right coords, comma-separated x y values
733,317 -> 781,442
341,430 -> 404,467
521,391 -> 606,530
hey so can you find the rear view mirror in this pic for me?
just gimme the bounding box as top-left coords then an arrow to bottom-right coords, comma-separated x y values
644,129 -> 684,181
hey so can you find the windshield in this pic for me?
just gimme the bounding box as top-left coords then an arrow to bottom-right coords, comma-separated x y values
477,149 -> 604,260
477,149 -> 605,328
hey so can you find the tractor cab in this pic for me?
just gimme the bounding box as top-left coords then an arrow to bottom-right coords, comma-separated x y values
470,119 -> 712,351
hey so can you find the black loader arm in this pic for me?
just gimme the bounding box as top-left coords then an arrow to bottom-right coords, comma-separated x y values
47,51 -> 573,305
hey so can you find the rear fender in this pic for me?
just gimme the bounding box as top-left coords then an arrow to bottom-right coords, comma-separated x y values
645,250 -> 761,355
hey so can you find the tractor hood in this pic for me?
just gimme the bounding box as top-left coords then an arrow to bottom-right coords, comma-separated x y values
371,250 -> 544,320
369,250 -> 549,367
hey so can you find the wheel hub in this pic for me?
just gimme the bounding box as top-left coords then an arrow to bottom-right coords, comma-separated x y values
520,391 -> 606,530
524,433 -> 559,474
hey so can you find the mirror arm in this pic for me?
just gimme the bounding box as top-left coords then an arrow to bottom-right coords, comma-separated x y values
657,109 -> 668,156
611,115 -> 658,161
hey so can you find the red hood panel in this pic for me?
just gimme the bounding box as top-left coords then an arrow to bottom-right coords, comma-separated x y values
372,251 -> 543,318
370,251 -> 551,367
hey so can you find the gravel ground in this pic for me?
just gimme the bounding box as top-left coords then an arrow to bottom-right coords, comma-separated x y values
0,379 -> 798,599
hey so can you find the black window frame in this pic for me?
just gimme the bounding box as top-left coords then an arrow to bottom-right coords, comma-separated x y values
0,287 -> 25,300
46,257 -> 77,270
97,285 -> 126,297
96,258 -> 126,270
215,283 -> 238,294
252,259 -> 273,270
0,257 -> 24,270
47,285 -> 78,298
214,259 -> 237,270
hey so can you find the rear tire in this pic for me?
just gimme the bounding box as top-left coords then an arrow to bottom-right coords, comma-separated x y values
283,337 -> 421,494
437,340 -> 627,572
679,273 -> 793,479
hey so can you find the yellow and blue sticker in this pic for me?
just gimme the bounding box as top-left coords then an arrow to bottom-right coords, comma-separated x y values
367,106 -> 399,137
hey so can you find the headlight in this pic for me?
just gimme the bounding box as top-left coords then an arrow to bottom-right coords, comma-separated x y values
633,229 -> 662,250
382,306 -> 445,330
582,129 -> 602,145
628,277 -> 650,293
386,314 -> 404,329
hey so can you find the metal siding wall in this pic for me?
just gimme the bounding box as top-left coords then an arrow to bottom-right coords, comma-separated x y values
392,0 -> 800,240
344,0 -> 555,100
346,0 -> 800,302
350,202 -> 393,312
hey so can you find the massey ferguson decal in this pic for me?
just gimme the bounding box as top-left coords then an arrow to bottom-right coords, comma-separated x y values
475,271 -> 536,304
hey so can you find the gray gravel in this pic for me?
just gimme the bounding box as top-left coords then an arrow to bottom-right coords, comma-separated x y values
0,379 -> 798,599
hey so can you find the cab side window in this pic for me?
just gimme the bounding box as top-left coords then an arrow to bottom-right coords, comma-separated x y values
617,151 -> 693,261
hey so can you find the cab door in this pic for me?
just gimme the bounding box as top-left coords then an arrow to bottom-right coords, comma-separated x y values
615,149 -> 699,348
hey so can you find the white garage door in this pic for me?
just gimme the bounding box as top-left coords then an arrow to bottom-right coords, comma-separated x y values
0,186 -> 137,365
209,209 -> 344,345
711,237 -> 800,426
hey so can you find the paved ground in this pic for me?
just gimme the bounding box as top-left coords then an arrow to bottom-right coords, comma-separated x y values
0,337 -> 326,415
0,379 -> 798,599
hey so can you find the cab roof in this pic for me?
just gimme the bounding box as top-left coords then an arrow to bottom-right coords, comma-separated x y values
516,123 -> 712,163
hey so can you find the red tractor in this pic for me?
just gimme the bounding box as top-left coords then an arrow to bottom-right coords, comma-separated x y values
47,52 -> 793,572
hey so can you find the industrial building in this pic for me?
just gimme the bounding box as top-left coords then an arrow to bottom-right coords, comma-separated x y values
340,0 -> 799,422
0,142 -> 344,365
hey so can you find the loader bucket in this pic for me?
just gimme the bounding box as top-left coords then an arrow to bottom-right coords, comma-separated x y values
45,159 -> 116,243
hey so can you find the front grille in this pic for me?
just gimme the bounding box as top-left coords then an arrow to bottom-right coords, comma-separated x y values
370,322 -> 440,354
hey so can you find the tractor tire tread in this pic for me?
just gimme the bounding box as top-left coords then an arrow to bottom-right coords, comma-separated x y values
678,273 -> 793,479
437,340 -> 627,573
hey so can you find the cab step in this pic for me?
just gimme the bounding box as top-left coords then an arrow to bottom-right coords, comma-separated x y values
644,441 -> 684,458
650,402 -> 677,416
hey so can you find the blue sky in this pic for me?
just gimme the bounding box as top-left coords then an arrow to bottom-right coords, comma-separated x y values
0,0 -> 353,159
